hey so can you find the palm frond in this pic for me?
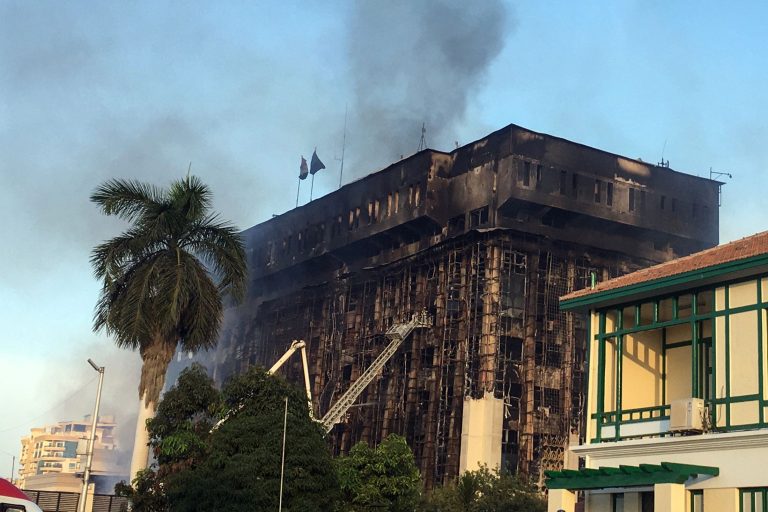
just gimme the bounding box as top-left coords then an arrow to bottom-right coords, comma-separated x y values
90,179 -> 164,221
181,217 -> 247,301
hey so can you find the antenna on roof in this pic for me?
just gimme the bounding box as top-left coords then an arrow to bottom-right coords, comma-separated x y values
709,167 -> 732,207
417,122 -> 427,152
657,139 -> 669,168
335,104 -> 348,189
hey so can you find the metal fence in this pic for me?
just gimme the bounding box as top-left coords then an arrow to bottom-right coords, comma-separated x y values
22,490 -> 128,512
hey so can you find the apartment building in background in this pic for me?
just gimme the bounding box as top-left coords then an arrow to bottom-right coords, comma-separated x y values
17,416 -> 123,493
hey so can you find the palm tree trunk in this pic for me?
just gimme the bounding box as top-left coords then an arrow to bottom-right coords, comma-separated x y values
129,334 -> 176,482
129,391 -> 155,481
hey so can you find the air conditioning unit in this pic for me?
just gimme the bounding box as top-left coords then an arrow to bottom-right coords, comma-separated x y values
670,398 -> 705,432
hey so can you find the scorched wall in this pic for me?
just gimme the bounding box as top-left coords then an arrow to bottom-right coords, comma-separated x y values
180,123 -> 720,487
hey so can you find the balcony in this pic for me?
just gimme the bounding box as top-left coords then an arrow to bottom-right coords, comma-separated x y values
589,282 -> 768,443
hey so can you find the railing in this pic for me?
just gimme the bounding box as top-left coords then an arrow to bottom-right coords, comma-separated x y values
592,404 -> 671,441
23,490 -> 129,512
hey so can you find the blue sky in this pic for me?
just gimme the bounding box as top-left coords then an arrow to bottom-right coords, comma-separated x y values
1,0 -> 766,475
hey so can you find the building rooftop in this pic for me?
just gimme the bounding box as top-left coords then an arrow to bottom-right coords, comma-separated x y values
560,230 -> 768,309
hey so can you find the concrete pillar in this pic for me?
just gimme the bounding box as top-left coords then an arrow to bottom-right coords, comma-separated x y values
654,483 -> 686,512
703,488 -> 739,512
624,491 -> 643,512
586,492 -> 612,512
84,482 -> 95,512
547,489 -> 576,512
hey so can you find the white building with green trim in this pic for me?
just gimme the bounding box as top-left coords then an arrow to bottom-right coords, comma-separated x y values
546,231 -> 768,512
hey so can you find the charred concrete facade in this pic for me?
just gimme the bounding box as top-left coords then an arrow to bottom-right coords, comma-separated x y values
194,124 -> 719,487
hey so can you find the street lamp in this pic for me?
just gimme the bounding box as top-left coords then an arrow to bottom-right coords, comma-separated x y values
77,359 -> 105,512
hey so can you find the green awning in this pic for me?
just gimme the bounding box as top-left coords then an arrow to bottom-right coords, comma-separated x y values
545,462 -> 719,490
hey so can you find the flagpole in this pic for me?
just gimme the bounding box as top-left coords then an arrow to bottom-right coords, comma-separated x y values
339,104 -> 347,189
295,179 -> 301,208
309,173 -> 315,202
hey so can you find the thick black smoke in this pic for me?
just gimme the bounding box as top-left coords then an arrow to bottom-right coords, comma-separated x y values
345,0 -> 510,175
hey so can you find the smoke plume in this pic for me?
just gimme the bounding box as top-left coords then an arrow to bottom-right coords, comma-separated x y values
344,0 -> 510,175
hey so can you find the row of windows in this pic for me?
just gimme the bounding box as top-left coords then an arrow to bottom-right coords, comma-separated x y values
260,182 -> 425,267
515,157 -> 710,220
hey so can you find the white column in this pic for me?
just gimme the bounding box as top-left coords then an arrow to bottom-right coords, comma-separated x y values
654,483 -> 686,512
548,489 -> 576,512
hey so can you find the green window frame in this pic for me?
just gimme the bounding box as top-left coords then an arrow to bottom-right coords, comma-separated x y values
741,488 -> 768,512
690,489 -> 703,512
591,274 -> 768,443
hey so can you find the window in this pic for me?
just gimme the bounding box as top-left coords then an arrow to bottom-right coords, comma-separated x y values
612,493 -> 624,512
522,161 -> 531,186
2,505 -> 27,512
741,488 -> 767,512
535,164 -> 542,183
594,179 -> 602,203
607,182 -> 614,206
469,206 -> 489,228
660,195 -> 666,210
629,188 -> 636,211
690,489 -> 703,512
559,170 -> 567,195
571,173 -> 579,199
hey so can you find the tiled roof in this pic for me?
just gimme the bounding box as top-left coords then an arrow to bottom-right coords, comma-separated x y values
561,230 -> 768,302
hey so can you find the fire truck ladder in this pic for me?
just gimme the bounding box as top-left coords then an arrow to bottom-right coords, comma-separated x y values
320,310 -> 432,432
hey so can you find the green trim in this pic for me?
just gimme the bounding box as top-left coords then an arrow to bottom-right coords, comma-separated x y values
616,313 -> 624,441
545,462 -> 719,491
584,313 -> 592,441
666,339 -> 692,349
692,294 -> 699,398
662,327 -> 667,403
740,487 -> 768,512
596,313 -> 607,443
711,314 -> 717,428
726,285 -> 731,428
560,253 -> 768,311
758,280 -> 764,425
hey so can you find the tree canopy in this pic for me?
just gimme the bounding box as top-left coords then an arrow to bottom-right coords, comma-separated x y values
420,466 -> 546,512
335,434 -> 421,512
119,365 -> 339,512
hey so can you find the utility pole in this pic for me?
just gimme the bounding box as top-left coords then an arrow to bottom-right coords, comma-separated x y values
78,359 -> 104,512
278,396 -> 288,512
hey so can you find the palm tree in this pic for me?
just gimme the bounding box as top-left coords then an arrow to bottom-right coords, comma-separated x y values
90,176 -> 247,481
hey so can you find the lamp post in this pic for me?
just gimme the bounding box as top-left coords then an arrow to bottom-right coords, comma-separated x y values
77,359 -> 105,512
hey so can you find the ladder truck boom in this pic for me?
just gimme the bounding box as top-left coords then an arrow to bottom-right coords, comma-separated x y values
319,310 -> 431,432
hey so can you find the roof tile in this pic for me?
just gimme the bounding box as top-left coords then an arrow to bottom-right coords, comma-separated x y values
561,230 -> 768,302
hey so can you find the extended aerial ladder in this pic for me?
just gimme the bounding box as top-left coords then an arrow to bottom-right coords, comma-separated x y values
319,310 -> 431,432
213,310 -> 431,433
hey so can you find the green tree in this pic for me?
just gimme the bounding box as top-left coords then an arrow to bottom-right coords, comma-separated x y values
165,367 -> 339,512
90,176 -> 246,479
115,365 -> 222,512
420,466 -> 545,512
336,434 -> 421,512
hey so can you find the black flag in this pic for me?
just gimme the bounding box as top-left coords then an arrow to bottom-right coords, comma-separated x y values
299,156 -> 309,180
310,150 -> 325,175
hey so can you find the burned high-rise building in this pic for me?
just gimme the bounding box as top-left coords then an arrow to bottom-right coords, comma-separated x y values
189,123 -> 719,487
